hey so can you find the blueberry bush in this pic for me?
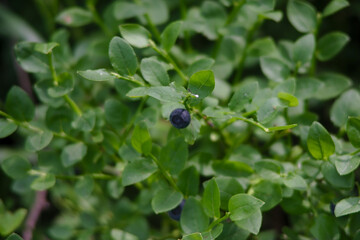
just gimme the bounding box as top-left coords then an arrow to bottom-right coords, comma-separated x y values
1,0 -> 360,239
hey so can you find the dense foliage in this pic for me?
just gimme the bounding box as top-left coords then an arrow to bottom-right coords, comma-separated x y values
1,0 -> 360,239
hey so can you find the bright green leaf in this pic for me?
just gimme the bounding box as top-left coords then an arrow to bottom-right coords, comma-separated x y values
122,158 -> 157,186
131,123 -> 152,155
6,233 -> 24,240
34,42 -> 59,54
140,58 -> 170,86
229,193 -> 264,222
78,69 -> 116,81
278,92 -> 299,107
228,81 -> 258,112
307,121 -> 335,160
183,233 -> 203,240
119,24 -> 151,48
109,36 -> 138,76
283,172 -> 308,191
234,209 -> 262,235
161,21 -> 182,52
0,208 -> 27,236
202,178 -> 220,218
335,155 -> 360,176
260,57 -> 290,82
189,70 -> 215,99
334,197 -> 360,217
330,90 -> 360,127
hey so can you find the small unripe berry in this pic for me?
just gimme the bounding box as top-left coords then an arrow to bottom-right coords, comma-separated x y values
168,200 -> 185,221
169,108 -> 191,129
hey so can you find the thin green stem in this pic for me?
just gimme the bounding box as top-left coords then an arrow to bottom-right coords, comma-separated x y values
234,16 -> 263,84
148,153 -> 181,193
212,0 -> 246,58
111,72 -> 145,86
63,95 -> 82,116
29,169 -> 117,180
86,1 -> 112,37
309,13 -> 323,76
206,212 -> 230,231
149,40 -> 188,84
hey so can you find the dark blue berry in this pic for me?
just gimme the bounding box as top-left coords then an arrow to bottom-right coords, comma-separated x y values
168,200 -> 185,221
330,202 -> 335,215
170,108 -> 191,129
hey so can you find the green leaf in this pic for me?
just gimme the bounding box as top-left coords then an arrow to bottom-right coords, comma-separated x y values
142,0 -> 169,25
283,172 -> 307,191
321,161 -> 354,189
323,0 -> 349,17
180,197 -> 209,234
161,21 -> 182,52
287,0 -> 317,33
61,142 -> 87,167
6,233 -> 24,240
177,166 -> 199,197
251,181 -> 282,211
317,32 -> 349,61
122,158 -> 157,186
151,188 -> 183,214
126,87 -> 149,98
111,229 -> 139,240
71,110 -> 96,132
1,155 -> 30,179
147,86 -> 183,102
229,194 -> 264,222
140,58 -> 170,86
247,37 -> 278,57
45,106 -> 73,134
131,123 -> 152,155
216,177 -> 244,211
75,175 -> 94,198
228,82 -> 258,112
25,130 -> 53,152
334,197 -> 360,217
0,208 -> 27,236
34,42 -> 59,54
202,178 -> 220,218
78,69 -> 116,81
212,161 -> 253,178
119,24 -> 151,48
234,209 -> 262,235
159,137 -> 188,174
315,72 -> 351,100
295,77 -> 323,100
109,36 -> 138,76
335,155 -> 360,175
0,119 -> 17,139
105,99 -> 129,129
293,33 -> 315,66
47,72 -> 74,97
307,121 -> 335,160
113,2 -> 144,20
330,90 -> 360,127
183,233 -> 203,240
34,80 -> 64,108
56,7 -> 93,27
257,97 -> 282,124
310,214 -> 340,240
202,223 -> 223,240
189,70 -> 215,99
347,117 -> 360,148
31,173 -> 56,190
5,86 -> 34,122
14,42 -> 49,73
277,92 -> 299,107
260,57 -> 290,82
186,58 -> 215,77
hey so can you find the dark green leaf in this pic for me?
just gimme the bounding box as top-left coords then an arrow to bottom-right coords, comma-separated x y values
189,70 -> 215,99
307,121 -> 335,160
160,137 -> 188,174
202,178 -> 220,218
31,173 -> 56,190
310,214 -> 340,240
212,161 -> 253,177
75,175 -> 94,197
119,24 -> 151,48
56,7 -> 93,27
283,172 -> 307,190
295,77 -> 323,100
347,117 -> 360,148
334,197 -> 360,217
5,86 -> 34,122
122,158 -> 157,186
323,0 -> 349,17
251,181 -> 282,211
315,72 -> 351,100
161,21 -> 182,52
109,36 -> 138,76
6,233 -> 24,240
14,42 -> 49,73
45,106 -> 73,133
321,161 -> 354,189
234,209 -> 262,235
140,58 -> 170,86
61,142 -> 87,167
147,86 -> 183,102
151,188 -> 183,213
78,69 -> 116,82
0,119 -> 17,139
257,97 -> 282,124
113,2 -> 144,20
180,197 -> 209,234
1,155 -> 30,179
216,177 -> 244,211
287,0 -> 317,33
177,166 -> 199,197
142,0 -> 169,25
317,32 -> 349,61
47,72 -> 74,97
104,99 -> 129,129
71,110 -> 96,132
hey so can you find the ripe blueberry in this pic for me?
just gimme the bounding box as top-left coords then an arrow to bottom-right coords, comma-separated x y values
168,200 -> 185,221
169,108 -> 191,129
